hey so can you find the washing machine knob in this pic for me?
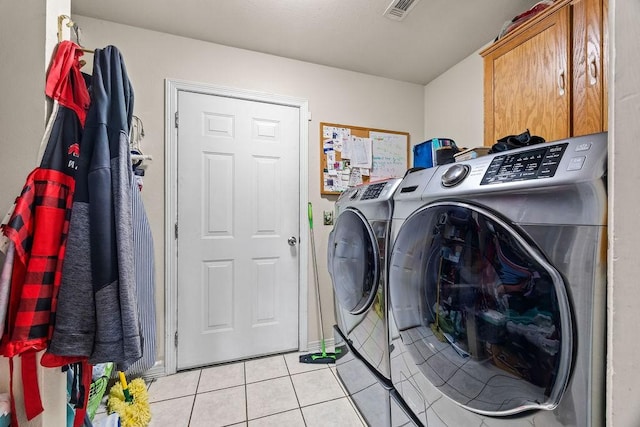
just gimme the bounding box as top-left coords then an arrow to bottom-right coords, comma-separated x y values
441,164 -> 470,187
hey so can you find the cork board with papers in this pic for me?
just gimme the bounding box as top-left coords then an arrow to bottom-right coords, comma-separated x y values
320,122 -> 409,195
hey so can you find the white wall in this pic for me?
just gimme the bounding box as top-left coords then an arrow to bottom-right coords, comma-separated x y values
608,0 -> 640,425
0,3 -> 48,208
72,15 -> 425,369
423,46 -> 486,149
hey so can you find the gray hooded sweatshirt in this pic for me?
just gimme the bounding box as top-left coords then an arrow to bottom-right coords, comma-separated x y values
49,45 -> 142,370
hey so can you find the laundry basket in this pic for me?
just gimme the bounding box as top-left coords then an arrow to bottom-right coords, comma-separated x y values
88,363 -> 114,421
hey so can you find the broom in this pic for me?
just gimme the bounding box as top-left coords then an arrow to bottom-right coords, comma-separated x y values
107,371 -> 151,427
299,202 -> 337,364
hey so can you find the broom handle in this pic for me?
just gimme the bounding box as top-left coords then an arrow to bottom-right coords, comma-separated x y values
308,203 -> 326,348
119,371 -> 133,403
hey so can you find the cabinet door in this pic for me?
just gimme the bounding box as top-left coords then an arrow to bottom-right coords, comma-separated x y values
483,6 -> 571,145
572,0 -> 605,136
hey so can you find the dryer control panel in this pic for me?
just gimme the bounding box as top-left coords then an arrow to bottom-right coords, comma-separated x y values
360,182 -> 387,200
481,143 -> 568,185
426,132 -> 607,199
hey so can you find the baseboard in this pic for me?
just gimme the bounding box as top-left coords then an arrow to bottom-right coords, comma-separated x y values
139,340 -> 335,380
305,337 -> 335,353
140,361 -> 167,380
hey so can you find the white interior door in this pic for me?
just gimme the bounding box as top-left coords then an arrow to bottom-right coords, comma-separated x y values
176,90 -> 300,369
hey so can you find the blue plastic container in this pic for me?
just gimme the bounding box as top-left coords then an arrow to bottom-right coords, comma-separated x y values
413,138 -> 456,168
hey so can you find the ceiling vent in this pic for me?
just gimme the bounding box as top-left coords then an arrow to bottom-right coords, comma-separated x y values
383,0 -> 421,21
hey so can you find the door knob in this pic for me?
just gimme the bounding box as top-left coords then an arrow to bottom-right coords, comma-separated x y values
288,236 -> 297,246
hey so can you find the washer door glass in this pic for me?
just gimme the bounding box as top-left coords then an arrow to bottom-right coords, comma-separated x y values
328,208 -> 380,315
389,202 -> 572,416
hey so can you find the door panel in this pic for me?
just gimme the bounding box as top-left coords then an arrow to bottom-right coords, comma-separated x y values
177,91 -> 300,369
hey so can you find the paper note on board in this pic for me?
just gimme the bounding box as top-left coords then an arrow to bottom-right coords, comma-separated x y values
351,137 -> 372,169
348,168 -> 363,186
327,150 -> 336,167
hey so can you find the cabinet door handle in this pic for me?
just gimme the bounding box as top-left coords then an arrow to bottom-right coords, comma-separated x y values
558,69 -> 565,96
589,57 -> 598,86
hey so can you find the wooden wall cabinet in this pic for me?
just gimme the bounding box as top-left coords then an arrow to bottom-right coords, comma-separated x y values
481,0 -> 607,146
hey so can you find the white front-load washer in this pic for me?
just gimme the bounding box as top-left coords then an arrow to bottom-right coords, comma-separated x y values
388,133 -> 607,426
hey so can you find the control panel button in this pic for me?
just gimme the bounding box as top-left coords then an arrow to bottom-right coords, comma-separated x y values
567,156 -> 586,171
575,142 -> 592,152
441,164 -> 470,187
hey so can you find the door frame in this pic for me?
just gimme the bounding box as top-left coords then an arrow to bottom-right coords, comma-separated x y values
164,79 -> 309,375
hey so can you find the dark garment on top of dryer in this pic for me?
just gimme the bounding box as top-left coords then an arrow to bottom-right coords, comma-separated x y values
49,45 -> 142,370
488,129 -> 546,153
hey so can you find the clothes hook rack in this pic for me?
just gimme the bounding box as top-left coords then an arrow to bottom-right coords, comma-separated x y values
57,15 -> 73,44
57,15 -> 94,54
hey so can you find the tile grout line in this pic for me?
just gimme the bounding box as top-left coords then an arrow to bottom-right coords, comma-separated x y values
187,369 -> 202,426
244,395 -> 358,425
243,362 -> 249,425
149,353 -> 358,426
284,354 -> 307,425
296,379 -> 309,426
297,361 -> 367,425
329,365 -> 368,426
283,355 -> 308,426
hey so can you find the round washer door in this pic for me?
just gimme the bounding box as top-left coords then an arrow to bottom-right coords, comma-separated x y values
328,208 -> 380,315
389,202 -> 572,416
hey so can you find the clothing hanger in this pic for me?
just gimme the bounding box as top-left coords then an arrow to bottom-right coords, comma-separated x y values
58,18 -> 151,166
130,116 -> 153,164
57,15 -> 94,67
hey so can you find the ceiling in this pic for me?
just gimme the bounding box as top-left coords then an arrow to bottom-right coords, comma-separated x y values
71,0 -> 540,86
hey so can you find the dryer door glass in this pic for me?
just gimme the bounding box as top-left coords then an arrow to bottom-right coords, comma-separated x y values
389,202 -> 572,416
328,208 -> 380,314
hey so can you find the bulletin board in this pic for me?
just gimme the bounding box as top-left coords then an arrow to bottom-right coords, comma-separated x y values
320,122 -> 409,195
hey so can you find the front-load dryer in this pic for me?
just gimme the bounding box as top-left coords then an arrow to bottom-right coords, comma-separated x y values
388,133 -> 607,427
328,178 -> 401,426
329,178 -> 401,380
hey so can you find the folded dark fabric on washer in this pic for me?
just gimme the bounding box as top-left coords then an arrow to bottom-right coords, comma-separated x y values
488,129 -> 546,154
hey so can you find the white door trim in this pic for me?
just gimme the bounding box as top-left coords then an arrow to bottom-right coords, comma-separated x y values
164,79 -> 309,375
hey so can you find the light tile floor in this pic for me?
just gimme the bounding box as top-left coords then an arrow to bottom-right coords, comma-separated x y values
95,352 -> 366,427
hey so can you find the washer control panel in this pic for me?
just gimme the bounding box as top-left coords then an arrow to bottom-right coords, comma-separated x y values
360,181 -> 387,200
480,143 -> 568,185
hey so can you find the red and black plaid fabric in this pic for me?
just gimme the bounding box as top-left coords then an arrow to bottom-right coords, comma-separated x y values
1,168 -> 75,357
